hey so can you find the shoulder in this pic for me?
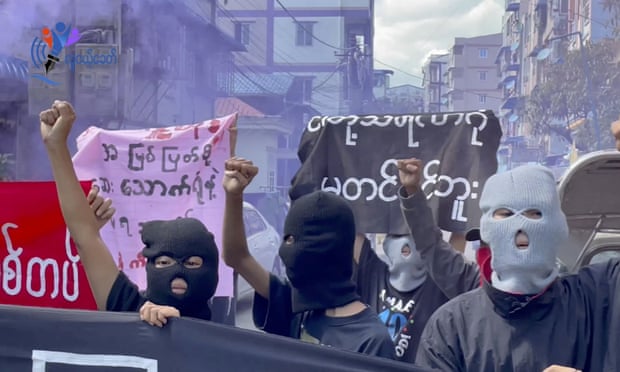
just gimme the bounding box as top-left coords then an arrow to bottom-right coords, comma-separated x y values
424,288 -> 484,331
106,271 -> 146,312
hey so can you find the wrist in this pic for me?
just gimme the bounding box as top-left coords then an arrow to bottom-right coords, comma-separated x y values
404,185 -> 420,196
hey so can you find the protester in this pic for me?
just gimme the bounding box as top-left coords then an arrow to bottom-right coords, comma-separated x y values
353,233 -> 449,362
40,100 -> 219,326
397,158 -> 620,371
221,157 -> 395,359
612,117 -> 620,151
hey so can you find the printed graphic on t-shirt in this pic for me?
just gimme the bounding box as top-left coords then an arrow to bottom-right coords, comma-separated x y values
377,288 -> 415,358
300,328 -> 320,345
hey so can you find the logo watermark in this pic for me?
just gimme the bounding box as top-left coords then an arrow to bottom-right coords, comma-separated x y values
30,22 -> 118,86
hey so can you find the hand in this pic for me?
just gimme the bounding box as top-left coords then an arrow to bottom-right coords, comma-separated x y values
87,185 -> 115,231
222,157 -> 258,196
39,100 -> 77,147
543,366 -> 582,372
611,118 -> 620,151
139,301 -> 180,327
396,158 -> 423,196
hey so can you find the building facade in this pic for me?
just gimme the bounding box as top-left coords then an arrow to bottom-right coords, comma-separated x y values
422,53 -> 449,112
215,0 -> 375,196
444,33 -> 503,112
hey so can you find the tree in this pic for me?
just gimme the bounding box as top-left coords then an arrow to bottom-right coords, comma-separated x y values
602,0 -> 620,37
525,39 -> 620,151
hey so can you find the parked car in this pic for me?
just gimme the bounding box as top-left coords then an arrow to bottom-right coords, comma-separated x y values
556,150 -> 620,272
236,202 -> 285,299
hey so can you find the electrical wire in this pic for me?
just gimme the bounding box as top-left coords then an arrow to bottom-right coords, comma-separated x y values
274,0 -> 353,52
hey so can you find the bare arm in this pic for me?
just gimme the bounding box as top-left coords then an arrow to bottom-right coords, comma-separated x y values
221,158 -> 270,299
41,101 -> 119,310
353,234 -> 366,264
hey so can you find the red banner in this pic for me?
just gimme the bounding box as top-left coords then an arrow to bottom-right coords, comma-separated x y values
0,181 -> 97,310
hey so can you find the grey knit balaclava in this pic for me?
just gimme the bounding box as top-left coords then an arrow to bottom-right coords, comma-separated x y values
479,165 -> 569,294
383,234 -> 427,292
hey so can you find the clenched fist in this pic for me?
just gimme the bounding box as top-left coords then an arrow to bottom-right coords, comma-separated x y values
396,158 -> 423,196
39,100 -> 76,146
222,157 -> 258,196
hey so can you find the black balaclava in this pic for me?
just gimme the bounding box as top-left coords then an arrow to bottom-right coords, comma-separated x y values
141,218 -> 219,321
279,191 -> 360,314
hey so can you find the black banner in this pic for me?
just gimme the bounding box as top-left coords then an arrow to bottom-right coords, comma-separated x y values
0,304 -> 432,372
290,111 -> 502,233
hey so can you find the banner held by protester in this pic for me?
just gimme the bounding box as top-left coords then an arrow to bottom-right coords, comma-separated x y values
290,110 -> 502,234
72,114 -> 237,296
0,304 -> 433,372
0,181 -> 97,310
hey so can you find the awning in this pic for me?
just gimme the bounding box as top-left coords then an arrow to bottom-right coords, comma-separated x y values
228,71 -> 295,96
495,46 -> 510,64
0,55 -> 28,83
501,96 -> 519,110
215,97 -> 266,118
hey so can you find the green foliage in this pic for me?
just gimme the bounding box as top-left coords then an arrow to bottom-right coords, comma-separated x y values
525,39 -> 620,151
602,0 -> 620,37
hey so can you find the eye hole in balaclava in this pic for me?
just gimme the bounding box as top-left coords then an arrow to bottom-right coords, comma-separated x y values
479,165 -> 569,295
382,234 -> 427,292
141,218 -> 219,320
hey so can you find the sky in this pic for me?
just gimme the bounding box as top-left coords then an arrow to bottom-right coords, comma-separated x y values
374,0 -> 505,87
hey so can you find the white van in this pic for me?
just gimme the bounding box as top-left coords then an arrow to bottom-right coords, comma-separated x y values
556,150 -> 620,272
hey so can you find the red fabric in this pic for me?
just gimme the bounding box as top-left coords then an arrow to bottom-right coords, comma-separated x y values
0,181 -> 97,310
476,246 -> 492,286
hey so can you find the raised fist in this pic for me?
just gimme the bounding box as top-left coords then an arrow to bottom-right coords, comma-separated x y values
222,157 -> 259,196
39,100 -> 77,146
396,158 -> 423,196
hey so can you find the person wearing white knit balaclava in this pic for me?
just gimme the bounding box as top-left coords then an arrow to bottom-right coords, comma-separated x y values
409,163 -> 620,372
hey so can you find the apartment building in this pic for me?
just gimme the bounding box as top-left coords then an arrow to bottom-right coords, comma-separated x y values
444,33 -> 503,112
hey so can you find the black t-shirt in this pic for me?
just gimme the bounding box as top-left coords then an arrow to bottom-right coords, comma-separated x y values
253,274 -> 396,360
355,239 -> 449,363
106,271 -> 147,312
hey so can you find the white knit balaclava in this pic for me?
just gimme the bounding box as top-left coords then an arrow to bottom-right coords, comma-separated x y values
383,234 -> 427,292
479,165 -> 569,295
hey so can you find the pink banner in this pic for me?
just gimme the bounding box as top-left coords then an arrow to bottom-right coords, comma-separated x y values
72,114 -> 237,297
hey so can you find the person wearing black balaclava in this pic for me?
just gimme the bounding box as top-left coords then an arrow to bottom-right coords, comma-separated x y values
39,100 -> 219,327
396,157 -> 620,371
221,157 -> 395,359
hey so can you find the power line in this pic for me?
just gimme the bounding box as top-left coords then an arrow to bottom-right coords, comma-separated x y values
374,58 -> 424,81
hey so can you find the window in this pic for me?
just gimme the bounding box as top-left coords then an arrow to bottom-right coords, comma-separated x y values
430,65 -> 440,82
479,94 -> 487,103
301,78 -> 313,102
479,48 -> 488,58
479,71 -> 487,80
234,22 -> 251,46
296,22 -> 315,46
243,209 -> 266,237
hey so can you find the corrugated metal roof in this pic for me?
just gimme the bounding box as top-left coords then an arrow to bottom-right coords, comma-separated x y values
230,72 -> 295,96
0,55 -> 28,83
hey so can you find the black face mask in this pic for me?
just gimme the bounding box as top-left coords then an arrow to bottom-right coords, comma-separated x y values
141,218 -> 219,320
278,191 -> 360,314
